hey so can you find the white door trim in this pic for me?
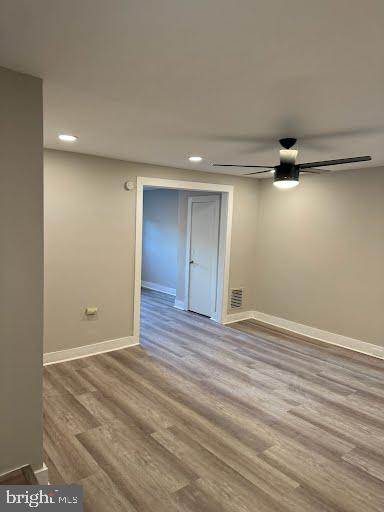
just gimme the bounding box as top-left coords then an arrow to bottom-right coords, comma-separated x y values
134,177 -> 234,340
185,195 -> 221,318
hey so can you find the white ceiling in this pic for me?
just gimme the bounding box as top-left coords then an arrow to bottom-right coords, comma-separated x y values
0,0 -> 383,177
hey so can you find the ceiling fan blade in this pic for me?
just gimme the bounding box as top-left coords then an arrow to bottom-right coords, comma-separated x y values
212,164 -> 274,168
300,168 -> 331,174
244,170 -> 274,175
298,155 -> 371,169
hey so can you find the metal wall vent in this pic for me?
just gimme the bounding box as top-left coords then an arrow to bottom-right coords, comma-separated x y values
230,288 -> 243,309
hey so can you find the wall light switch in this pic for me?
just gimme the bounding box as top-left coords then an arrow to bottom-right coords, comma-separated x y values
85,307 -> 98,316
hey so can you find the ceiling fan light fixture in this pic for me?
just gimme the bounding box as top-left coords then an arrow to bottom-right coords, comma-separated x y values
212,138 -> 372,185
273,179 -> 299,189
273,163 -> 299,189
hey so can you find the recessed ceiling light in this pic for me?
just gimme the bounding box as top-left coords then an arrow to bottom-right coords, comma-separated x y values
188,156 -> 203,162
58,134 -> 78,142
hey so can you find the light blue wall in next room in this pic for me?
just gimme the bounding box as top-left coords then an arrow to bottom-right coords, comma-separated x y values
142,188 -> 179,291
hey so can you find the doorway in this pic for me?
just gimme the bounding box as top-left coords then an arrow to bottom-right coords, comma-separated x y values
134,178 -> 233,341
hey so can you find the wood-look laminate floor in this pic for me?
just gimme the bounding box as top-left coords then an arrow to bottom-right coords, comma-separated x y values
43,289 -> 384,512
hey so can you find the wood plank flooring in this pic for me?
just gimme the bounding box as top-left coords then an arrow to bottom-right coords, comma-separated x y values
43,288 -> 384,511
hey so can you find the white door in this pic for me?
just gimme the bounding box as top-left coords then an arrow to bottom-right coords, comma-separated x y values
186,196 -> 220,317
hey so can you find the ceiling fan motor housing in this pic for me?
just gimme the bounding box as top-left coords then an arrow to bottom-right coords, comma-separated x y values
274,163 -> 299,183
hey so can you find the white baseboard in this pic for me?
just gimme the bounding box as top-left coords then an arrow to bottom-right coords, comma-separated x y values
224,310 -> 384,360
252,311 -> 384,360
223,310 -> 254,324
44,335 -> 139,365
174,299 -> 186,310
0,463 -> 49,484
142,280 -> 176,296
35,463 -> 49,484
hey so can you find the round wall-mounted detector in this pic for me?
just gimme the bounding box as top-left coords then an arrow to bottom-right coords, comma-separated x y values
124,181 -> 135,191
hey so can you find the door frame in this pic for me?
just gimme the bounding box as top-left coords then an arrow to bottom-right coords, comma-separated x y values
134,177 -> 234,340
185,195 -> 221,319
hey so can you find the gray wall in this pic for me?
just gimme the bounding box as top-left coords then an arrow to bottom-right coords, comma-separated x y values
0,67 -> 43,473
254,168 -> 384,346
44,148 -> 384,353
142,189 -> 179,291
44,149 -> 259,354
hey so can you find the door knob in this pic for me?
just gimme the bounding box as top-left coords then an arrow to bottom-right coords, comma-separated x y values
189,260 -> 194,264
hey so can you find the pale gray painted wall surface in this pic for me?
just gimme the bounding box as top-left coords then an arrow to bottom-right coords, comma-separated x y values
0,67 -> 43,473
254,168 -> 384,346
44,148 -> 384,352
142,189 -> 179,290
44,149 -> 259,353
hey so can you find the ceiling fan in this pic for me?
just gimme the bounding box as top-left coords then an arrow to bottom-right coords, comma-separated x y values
212,138 -> 372,189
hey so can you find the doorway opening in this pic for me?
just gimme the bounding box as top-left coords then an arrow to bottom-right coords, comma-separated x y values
134,178 -> 234,341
